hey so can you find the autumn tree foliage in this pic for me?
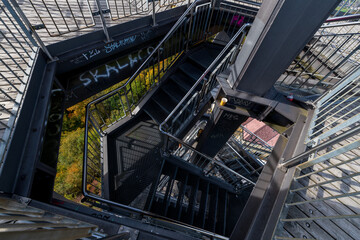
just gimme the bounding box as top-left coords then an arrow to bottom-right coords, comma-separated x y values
54,128 -> 84,199
55,58 -> 174,202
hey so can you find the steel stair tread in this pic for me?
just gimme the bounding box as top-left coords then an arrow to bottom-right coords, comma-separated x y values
169,73 -> 193,92
188,47 -> 222,70
152,89 -> 178,115
178,62 -> 204,83
143,100 -> 168,124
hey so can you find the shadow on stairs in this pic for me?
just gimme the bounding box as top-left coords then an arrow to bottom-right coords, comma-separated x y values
105,42 -> 251,236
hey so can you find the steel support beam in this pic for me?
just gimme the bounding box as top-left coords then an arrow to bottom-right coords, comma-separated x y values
230,114 -> 308,240
0,52 -> 56,196
229,0 -> 341,96
195,97 -> 248,158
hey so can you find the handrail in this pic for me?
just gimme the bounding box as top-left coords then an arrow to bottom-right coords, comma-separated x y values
239,125 -> 273,152
325,13 -> 360,23
314,31 -> 360,37
231,0 -> 262,7
160,23 -> 251,128
81,192 -> 228,240
222,141 -> 261,176
0,2 -> 38,165
281,123 -> 360,168
82,1 -> 209,236
82,2 -> 256,236
320,21 -> 360,29
82,1 -> 245,237
83,0 -> 200,109
159,23 -> 254,186
274,52 -> 360,236
161,131 -> 256,186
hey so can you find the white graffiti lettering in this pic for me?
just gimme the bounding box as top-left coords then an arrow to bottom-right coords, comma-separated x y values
128,53 -> 138,68
147,47 -> 154,55
137,49 -> 143,60
79,47 -> 154,86
82,49 -> 101,60
104,35 -> 137,54
65,89 -> 79,101
71,55 -> 85,64
116,60 -> 129,70
89,69 -> 109,83
70,30 -> 152,65
79,73 -> 92,87
210,133 -> 225,139
140,30 -> 151,41
105,64 -> 119,76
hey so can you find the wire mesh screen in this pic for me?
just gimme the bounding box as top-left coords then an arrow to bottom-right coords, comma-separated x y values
274,136 -> 360,239
274,61 -> 360,240
276,31 -> 360,97
333,0 -> 360,17
0,1 -> 37,166
275,102 -> 360,239
276,0 -> 360,98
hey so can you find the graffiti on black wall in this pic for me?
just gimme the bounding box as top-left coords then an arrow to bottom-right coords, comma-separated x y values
64,44 -> 159,107
78,47 -> 155,87
68,30 -> 152,65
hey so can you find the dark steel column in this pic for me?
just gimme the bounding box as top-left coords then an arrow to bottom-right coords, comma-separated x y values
195,0 -> 340,159
230,0 -> 341,96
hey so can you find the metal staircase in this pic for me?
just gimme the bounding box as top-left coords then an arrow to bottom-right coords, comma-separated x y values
3,0 -> 360,239
144,44 -> 223,125
80,1 -> 257,238
147,157 -> 251,237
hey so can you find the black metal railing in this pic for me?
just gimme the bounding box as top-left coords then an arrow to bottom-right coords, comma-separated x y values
83,0 -> 255,200
276,14 -> 360,98
83,0 -> 202,203
274,67 -> 360,239
217,141 -> 262,178
0,0 -> 39,166
13,0 -> 261,45
83,0 -> 210,135
232,125 -> 274,162
159,23 -> 253,190
162,23 -> 250,136
169,139 -> 256,190
82,1 -> 255,238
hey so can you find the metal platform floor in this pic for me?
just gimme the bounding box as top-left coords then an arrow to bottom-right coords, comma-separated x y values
106,113 -> 164,209
274,101 -> 360,239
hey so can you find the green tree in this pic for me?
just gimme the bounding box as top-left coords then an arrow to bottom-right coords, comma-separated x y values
54,128 -> 84,199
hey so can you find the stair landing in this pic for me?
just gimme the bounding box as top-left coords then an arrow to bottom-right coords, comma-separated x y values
107,113 -> 164,210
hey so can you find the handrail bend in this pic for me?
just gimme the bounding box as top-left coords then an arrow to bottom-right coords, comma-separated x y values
159,23 -> 254,186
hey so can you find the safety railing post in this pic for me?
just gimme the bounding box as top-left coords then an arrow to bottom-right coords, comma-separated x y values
94,0 -> 111,42
152,0 -> 157,26
124,92 -> 132,117
186,6 -> 195,52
